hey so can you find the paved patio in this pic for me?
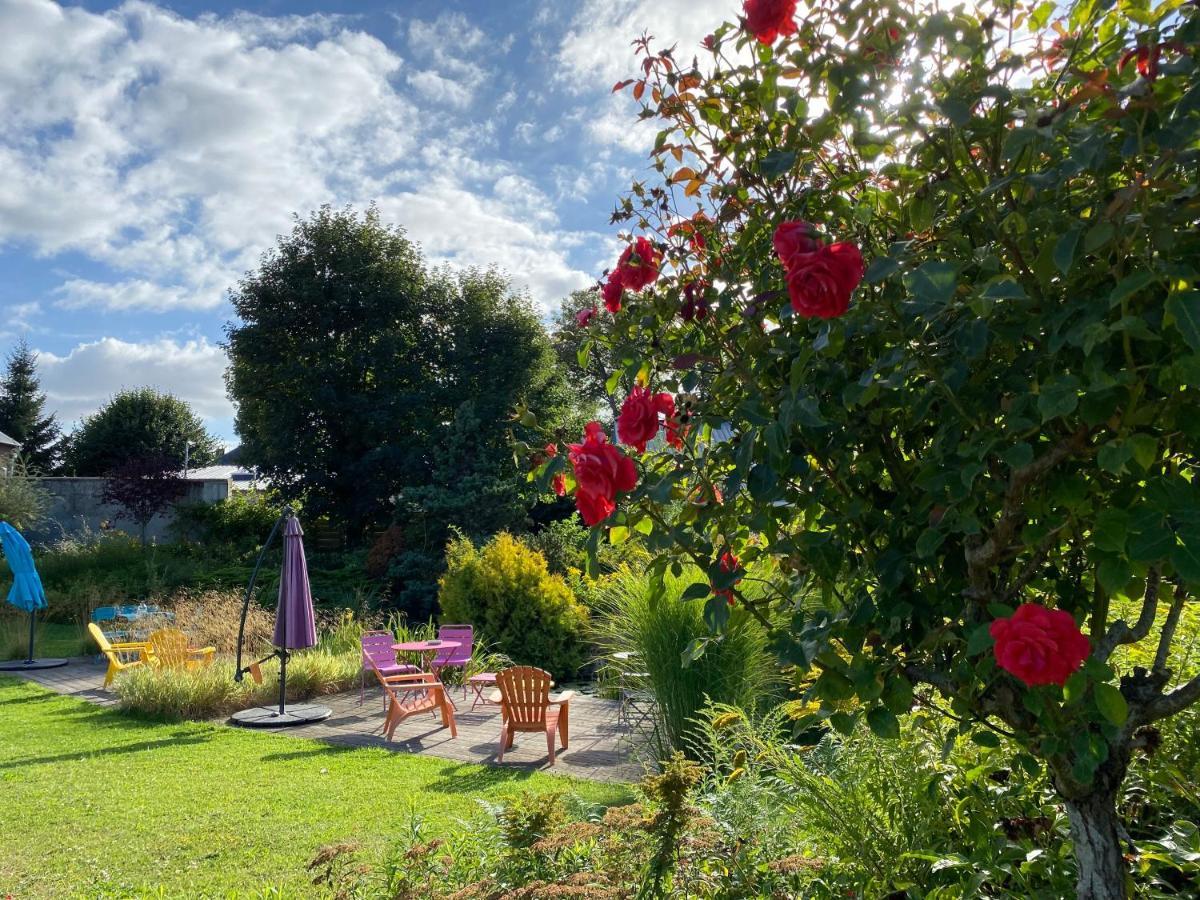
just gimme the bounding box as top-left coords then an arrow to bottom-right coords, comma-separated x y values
8,659 -> 646,783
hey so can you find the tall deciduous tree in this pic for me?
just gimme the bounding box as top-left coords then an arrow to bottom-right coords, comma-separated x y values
225,205 -> 584,553
0,338 -> 61,472
530,2 -> 1200,897
64,388 -> 219,476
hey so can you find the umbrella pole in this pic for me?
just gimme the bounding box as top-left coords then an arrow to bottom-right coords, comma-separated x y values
278,649 -> 288,716
26,609 -> 35,664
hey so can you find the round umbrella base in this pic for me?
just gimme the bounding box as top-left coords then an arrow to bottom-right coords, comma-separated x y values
0,657 -> 70,671
230,704 -> 332,727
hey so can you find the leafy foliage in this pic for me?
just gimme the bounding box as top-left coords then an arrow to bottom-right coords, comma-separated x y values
590,565 -> 778,759
64,387 -> 219,476
101,454 -> 187,546
529,1 -> 1200,893
0,457 -> 51,530
437,532 -> 589,679
0,338 -> 61,472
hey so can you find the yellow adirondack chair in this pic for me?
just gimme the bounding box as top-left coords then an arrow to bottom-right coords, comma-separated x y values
88,622 -> 153,688
147,628 -> 215,670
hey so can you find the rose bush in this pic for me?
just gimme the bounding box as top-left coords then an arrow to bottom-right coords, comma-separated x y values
525,2 -> 1199,896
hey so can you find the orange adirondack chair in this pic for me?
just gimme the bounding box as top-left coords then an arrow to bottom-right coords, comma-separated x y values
370,659 -> 457,741
88,622 -> 153,688
490,666 -> 575,766
147,628 -> 216,670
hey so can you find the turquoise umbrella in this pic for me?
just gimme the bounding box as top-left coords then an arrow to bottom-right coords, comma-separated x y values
0,522 -> 68,670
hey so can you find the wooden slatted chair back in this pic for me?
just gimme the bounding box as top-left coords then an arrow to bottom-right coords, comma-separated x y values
496,666 -> 552,728
148,628 -> 191,668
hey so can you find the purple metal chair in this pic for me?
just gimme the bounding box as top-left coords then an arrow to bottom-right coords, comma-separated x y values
360,630 -> 420,705
431,624 -> 473,694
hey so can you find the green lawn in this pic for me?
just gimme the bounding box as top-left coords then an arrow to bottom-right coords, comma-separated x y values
0,677 -> 631,899
1,619 -> 91,660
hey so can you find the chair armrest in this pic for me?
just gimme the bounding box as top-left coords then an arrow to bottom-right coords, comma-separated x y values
550,691 -> 576,705
383,673 -> 438,685
388,683 -> 443,693
111,641 -> 151,652
189,647 -> 216,656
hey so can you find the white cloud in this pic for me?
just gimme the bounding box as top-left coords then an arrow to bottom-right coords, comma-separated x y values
557,0 -> 732,87
0,0 -> 604,318
37,336 -> 233,431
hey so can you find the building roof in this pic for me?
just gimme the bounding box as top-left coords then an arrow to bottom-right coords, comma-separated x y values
0,430 -> 20,448
181,464 -> 268,491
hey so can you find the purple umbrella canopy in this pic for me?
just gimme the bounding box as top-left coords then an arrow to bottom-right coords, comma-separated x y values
272,516 -> 317,650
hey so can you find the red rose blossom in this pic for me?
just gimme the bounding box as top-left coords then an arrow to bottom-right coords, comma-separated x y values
601,273 -> 623,313
743,0 -> 798,45
680,280 -> 709,322
568,421 -> 638,526
551,472 -> 567,497
614,236 -> 661,292
617,386 -> 679,453
773,220 -> 822,264
990,604 -> 1091,687
576,306 -> 597,327
713,550 -> 741,604
783,242 -> 864,319
544,443 -> 557,458
702,34 -> 715,50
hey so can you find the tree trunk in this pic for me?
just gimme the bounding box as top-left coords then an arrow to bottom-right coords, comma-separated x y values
1063,790 -> 1127,900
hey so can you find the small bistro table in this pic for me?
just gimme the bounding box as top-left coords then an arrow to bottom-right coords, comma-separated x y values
391,639 -> 461,674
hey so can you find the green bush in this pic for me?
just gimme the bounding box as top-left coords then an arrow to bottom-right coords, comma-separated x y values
0,459 -> 51,530
437,532 -> 588,680
591,565 -> 778,761
170,492 -> 281,556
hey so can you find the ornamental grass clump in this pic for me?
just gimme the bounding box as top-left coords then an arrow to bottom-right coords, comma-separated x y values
522,1 -> 1200,896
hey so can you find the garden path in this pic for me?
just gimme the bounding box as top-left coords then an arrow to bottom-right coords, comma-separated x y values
12,660 -> 645,784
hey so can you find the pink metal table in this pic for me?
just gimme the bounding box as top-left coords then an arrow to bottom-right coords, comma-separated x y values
391,639 -> 461,673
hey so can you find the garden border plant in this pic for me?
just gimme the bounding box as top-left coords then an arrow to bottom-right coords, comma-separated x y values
523,1 -> 1200,897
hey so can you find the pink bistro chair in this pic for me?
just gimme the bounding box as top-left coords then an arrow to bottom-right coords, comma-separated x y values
431,624 -> 474,695
360,630 -> 420,705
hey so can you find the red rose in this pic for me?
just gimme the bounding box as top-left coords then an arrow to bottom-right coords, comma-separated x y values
680,280 -> 709,322
614,236 -> 660,292
617,387 -> 678,453
551,472 -> 567,497
602,273 -> 623,313
576,306 -> 597,327
702,34 -> 715,50
743,0 -> 798,45
713,550 -> 741,604
784,242 -> 864,319
568,421 -> 638,526
772,220 -> 821,264
990,604 -> 1091,687
544,443 -> 557,458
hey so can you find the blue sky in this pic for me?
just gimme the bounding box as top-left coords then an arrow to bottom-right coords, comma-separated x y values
0,0 -> 727,445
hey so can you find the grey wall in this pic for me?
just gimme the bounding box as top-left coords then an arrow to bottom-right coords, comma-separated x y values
36,477 -> 231,543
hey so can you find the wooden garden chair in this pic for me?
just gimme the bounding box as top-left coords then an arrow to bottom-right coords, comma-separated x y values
369,659 -> 457,741
490,666 -> 575,766
147,628 -> 216,670
88,622 -> 153,688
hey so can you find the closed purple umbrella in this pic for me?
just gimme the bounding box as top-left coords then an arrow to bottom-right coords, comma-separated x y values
273,516 -> 317,651
231,511 -> 330,727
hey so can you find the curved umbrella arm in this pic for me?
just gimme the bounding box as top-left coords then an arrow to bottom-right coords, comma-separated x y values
234,506 -> 291,682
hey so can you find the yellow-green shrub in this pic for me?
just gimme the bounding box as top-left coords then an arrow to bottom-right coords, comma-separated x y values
438,533 -> 588,679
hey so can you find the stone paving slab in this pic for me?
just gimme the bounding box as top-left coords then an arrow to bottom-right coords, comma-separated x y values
8,658 -> 646,784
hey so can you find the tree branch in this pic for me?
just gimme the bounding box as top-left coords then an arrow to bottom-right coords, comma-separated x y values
1153,582 -> 1187,675
964,426 -> 1090,602
1143,672 -> 1200,723
1005,522 -> 1069,600
1096,568 -> 1160,662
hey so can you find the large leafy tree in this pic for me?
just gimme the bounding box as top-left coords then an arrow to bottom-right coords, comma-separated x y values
530,2 -> 1200,897
226,206 -> 583,554
64,387 -> 219,476
0,338 -> 61,472
101,454 -> 187,546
